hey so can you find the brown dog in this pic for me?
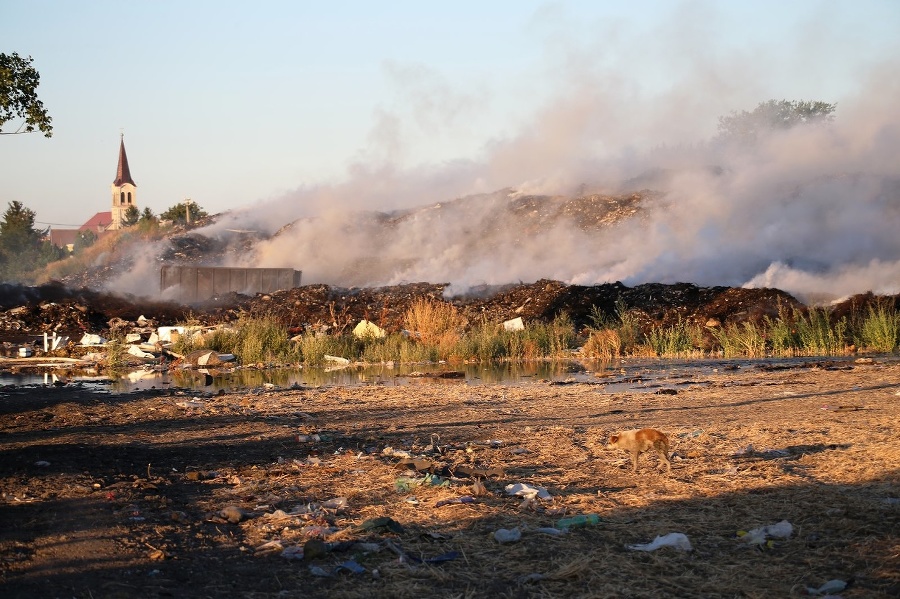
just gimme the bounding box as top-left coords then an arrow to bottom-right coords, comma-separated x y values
607,428 -> 671,473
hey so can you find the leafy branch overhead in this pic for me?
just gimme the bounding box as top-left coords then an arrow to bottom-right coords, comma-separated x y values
0,52 -> 53,137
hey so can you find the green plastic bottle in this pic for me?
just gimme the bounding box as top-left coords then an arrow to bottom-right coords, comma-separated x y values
555,514 -> 600,529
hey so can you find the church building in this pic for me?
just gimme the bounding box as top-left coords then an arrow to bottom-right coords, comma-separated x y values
109,133 -> 137,230
48,135 -> 139,250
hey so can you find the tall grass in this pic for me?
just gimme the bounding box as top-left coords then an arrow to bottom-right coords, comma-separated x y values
583,299 -> 643,359
403,298 -> 466,356
794,308 -> 848,356
709,321 -> 768,358
167,297 -> 900,367
174,314 -> 302,364
644,318 -> 703,357
857,301 -> 900,353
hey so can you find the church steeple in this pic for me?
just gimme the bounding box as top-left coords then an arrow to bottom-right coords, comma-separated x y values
113,134 -> 135,187
110,133 -> 137,230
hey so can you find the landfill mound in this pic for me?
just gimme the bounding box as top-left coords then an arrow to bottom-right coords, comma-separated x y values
2,278 -> 895,348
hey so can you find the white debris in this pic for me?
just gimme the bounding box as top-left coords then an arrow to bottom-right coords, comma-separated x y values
504,482 -> 552,500
741,520 -> 793,545
503,317 -> 525,331
627,532 -> 693,552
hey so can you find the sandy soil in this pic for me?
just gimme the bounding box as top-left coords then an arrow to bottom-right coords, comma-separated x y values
1,359 -> 898,598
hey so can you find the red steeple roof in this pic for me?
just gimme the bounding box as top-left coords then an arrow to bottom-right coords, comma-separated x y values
113,134 -> 136,187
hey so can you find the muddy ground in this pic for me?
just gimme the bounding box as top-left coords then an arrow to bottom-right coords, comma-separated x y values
1,358 -> 898,598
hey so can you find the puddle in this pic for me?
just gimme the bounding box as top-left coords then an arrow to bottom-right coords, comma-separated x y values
1,355 -> 879,394
107,360 -> 601,393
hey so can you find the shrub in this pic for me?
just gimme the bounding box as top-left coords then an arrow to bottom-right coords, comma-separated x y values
404,298 -> 465,351
858,301 -> 900,353
795,308 -> 848,355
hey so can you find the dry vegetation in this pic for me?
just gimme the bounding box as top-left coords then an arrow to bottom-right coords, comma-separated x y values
2,358 -> 898,598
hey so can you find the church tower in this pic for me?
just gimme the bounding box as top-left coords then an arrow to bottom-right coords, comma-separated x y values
110,134 -> 137,229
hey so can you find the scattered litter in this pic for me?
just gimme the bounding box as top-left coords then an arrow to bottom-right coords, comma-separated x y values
352,517 -> 405,535
334,559 -> 366,575
323,354 -> 351,365
79,333 -> 107,346
395,473 -> 448,492
555,514 -> 600,529
435,496 -> 475,507
308,565 -> 330,577
738,520 -> 793,546
382,446 -> 412,458
407,551 -> 460,564
34,460 -> 50,467
805,579 -> 848,596
493,527 -> 522,544
505,482 -> 552,500
127,345 -> 155,359
254,540 -> 284,553
279,545 -> 303,560
352,320 -> 386,339
627,532 -> 693,552
176,399 -> 205,409
503,317 -> 525,331
533,527 -> 567,536
322,497 -> 349,510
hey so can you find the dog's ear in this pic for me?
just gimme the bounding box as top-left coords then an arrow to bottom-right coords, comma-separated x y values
609,435 -> 619,444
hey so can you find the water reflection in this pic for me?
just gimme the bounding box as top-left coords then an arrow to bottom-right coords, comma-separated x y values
2,355 -> 872,394
107,360 -> 603,392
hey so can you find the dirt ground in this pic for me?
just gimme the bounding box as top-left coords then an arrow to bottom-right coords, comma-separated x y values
1,358 -> 899,598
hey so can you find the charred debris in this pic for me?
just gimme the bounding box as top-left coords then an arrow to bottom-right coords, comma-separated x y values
0,278 -> 893,353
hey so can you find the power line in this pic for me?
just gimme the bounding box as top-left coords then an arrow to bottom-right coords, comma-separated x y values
35,221 -> 84,227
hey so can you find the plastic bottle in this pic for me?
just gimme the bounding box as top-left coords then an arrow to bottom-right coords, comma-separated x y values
555,514 -> 600,529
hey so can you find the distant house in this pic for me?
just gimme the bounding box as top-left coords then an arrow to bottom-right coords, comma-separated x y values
47,229 -> 79,251
48,135 -> 138,251
81,211 -> 113,233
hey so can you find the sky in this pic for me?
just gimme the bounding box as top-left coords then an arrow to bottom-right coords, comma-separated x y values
3,1 -> 900,301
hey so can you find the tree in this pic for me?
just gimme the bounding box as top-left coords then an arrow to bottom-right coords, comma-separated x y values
0,200 -> 52,281
0,200 -> 44,251
140,207 -> 155,222
136,206 -> 159,234
73,229 -> 96,253
122,204 -> 140,227
0,53 -> 53,137
160,200 -> 208,225
716,99 -> 836,144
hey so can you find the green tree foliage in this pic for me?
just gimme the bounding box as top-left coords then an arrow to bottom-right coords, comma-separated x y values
160,200 -> 208,225
73,229 -> 96,253
716,99 -> 836,144
0,53 -> 53,137
0,200 -> 59,281
122,204 -> 140,227
136,206 -> 159,234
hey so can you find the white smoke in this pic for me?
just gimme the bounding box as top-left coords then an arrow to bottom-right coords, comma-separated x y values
105,3 -> 900,304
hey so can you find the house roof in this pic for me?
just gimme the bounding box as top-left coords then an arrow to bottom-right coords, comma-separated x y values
81,211 -> 112,231
48,229 -> 79,248
113,135 -> 136,187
